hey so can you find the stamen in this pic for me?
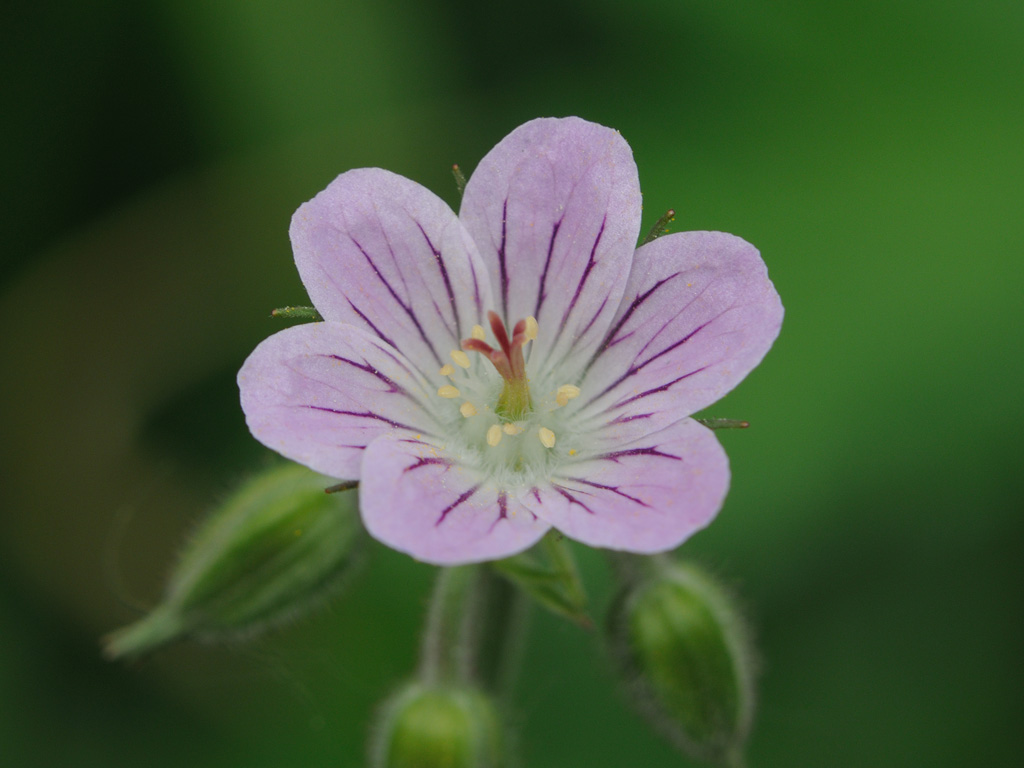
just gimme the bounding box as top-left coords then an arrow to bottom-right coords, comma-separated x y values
557,384 -> 580,399
524,316 -> 538,341
460,401 -> 477,418
556,384 -> 581,407
486,424 -> 503,447
538,427 -> 556,448
450,350 -> 471,368
471,324 -> 487,341
439,364 -> 455,377
502,422 -> 524,436
438,385 -> 461,399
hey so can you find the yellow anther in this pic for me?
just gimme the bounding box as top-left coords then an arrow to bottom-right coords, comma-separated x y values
538,427 -> 556,448
450,349 -> 471,368
557,384 -> 580,400
556,384 -> 581,407
438,385 -> 461,399
569,449 -> 577,456
439,364 -> 455,377
486,424 -> 503,447
471,324 -> 487,341
460,401 -> 477,418
524,316 -> 539,341
502,422 -> 524,436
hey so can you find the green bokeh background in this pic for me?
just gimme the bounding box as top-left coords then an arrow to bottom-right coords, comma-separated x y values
2,1 -> 1021,765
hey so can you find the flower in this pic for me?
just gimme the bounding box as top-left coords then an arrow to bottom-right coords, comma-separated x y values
238,117 -> 783,565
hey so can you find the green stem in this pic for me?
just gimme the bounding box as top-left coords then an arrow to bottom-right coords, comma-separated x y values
471,567 -> 529,697
417,563 -> 531,699
418,565 -> 478,684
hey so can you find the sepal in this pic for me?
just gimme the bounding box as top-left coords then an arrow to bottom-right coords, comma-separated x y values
105,463 -> 364,658
491,532 -> 591,628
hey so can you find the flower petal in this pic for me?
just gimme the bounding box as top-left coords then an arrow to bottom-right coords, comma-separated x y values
360,433 -> 552,564
523,418 -> 729,553
291,168 -> 492,377
238,322 -> 439,479
573,231 -> 783,444
459,117 -> 642,383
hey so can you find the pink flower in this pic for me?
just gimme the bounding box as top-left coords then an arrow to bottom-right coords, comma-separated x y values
238,117 -> 783,565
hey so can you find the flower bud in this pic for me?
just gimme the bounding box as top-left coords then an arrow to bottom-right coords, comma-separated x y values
105,463 -> 364,658
607,560 -> 756,765
371,682 -> 503,768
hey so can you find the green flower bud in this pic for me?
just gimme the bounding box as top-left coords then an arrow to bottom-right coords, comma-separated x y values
105,463 -> 364,658
608,560 -> 756,765
371,682 -> 503,768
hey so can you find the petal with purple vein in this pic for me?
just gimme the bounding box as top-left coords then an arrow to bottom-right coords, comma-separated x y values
291,168 -> 492,378
459,117 -> 642,383
360,433 -> 551,565
238,322 -> 437,480
523,418 -> 729,552
574,231 -> 783,445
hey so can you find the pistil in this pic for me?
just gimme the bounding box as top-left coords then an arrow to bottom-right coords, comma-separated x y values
462,310 -> 535,422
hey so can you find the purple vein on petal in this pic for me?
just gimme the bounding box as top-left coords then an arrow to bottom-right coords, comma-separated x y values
582,271 -> 682,376
319,354 -> 408,395
415,221 -> 461,339
404,456 -> 452,473
581,317 -> 716,409
373,343 -> 432,396
559,214 -> 607,329
577,295 -> 609,343
348,233 -> 443,366
632,284 -> 714,363
552,484 -> 596,515
468,257 -> 482,318
498,198 -> 509,321
300,405 -> 425,434
610,366 -> 710,411
487,492 -> 509,533
568,478 -> 649,507
436,485 -> 480,526
431,299 -> 456,340
348,298 -> 398,350
533,216 -> 563,321
609,411 -> 655,424
535,214 -> 608,373
597,446 -> 682,463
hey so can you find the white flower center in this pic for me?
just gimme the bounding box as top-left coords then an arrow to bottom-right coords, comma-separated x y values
429,311 -> 582,489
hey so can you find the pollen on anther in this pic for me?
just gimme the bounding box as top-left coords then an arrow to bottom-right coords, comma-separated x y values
471,324 -> 487,341
502,422 -> 523,436
439,364 -> 455,377
438,385 -> 461,399
538,427 -> 556,448
460,401 -> 477,418
450,349 -> 471,368
524,316 -> 539,341
486,424 -> 503,446
556,384 -> 581,407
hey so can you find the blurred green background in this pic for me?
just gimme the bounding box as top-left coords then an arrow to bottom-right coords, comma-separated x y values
2,0 -> 1021,765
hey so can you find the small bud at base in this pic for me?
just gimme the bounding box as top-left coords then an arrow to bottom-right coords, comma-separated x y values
371,682 -> 503,768
607,560 -> 756,764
